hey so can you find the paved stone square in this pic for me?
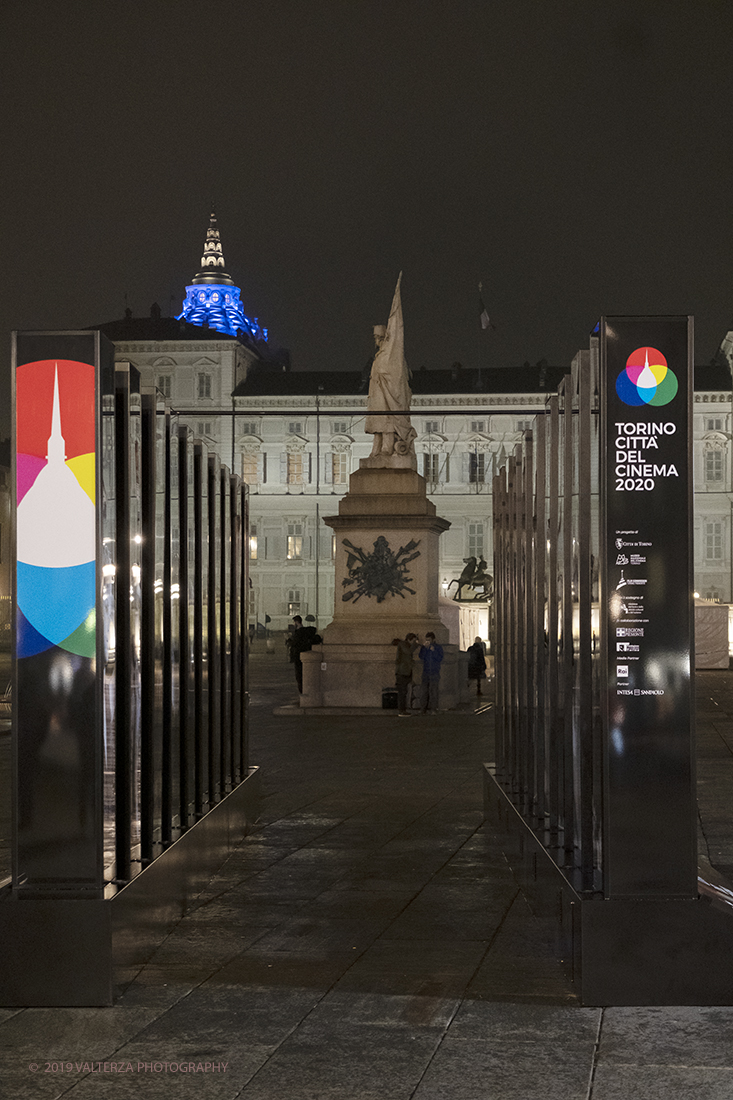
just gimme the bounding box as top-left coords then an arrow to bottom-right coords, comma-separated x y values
2,654 -> 733,1097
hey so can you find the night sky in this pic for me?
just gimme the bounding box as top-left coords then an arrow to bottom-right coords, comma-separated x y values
4,0 -> 733,437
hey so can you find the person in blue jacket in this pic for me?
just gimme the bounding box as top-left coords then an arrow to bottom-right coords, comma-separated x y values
418,632 -> 444,714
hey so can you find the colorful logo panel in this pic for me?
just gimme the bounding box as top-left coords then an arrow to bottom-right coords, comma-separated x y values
15,359 -> 96,658
616,346 -> 678,407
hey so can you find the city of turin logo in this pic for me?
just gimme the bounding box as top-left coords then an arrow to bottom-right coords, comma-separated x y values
616,346 -> 678,407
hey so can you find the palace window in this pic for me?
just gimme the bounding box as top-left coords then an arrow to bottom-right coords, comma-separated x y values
469,452 -> 486,483
240,420 -> 259,436
332,453 -> 349,485
287,589 -> 301,616
704,520 -> 724,562
249,525 -> 258,560
470,420 -> 485,433
423,453 -> 440,483
332,420 -> 349,435
468,521 -> 484,559
197,421 -> 213,438
516,419 -> 533,432
241,453 -> 258,485
287,522 -> 303,560
197,373 -> 212,399
287,453 -> 304,485
705,449 -> 724,483
288,421 -> 304,435
156,374 -> 172,398
705,417 -> 724,432
424,420 -> 440,434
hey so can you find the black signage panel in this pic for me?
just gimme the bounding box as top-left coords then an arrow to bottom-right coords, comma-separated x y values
12,331 -> 108,896
600,316 -> 696,899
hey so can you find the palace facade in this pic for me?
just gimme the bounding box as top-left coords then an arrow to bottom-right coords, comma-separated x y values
95,214 -> 733,632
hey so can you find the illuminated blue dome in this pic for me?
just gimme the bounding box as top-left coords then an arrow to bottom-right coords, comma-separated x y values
178,211 -> 267,342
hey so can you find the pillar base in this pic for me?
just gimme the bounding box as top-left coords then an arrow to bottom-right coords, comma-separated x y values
484,763 -> 733,1006
301,643 -> 468,710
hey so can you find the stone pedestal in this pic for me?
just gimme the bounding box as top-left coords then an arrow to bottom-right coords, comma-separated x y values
300,642 -> 466,711
300,465 -> 459,710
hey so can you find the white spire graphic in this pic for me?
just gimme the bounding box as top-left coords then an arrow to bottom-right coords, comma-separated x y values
638,347 -> 657,390
46,366 -> 67,464
17,364 -> 95,569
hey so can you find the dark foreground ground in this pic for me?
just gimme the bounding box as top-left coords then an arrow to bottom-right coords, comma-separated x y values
1,653 -> 733,1098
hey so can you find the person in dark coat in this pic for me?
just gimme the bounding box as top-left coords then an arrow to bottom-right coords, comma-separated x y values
418,632 -> 444,714
467,636 -> 487,696
392,632 -> 419,716
286,615 -> 320,693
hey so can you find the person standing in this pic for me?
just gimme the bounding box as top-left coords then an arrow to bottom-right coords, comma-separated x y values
467,636 -> 487,696
419,632 -> 444,714
392,632 -> 419,716
286,615 -> 309,693
287,616 -> 322,694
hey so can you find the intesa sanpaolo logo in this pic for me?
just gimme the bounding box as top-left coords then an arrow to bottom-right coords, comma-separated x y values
616,346 -> 678,407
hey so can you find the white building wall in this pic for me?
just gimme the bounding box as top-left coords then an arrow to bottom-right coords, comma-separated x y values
112,339 -> 258,475
693,393 -> 732,600
108,335 -> 733,629
239,384 -> 733,631
237,390 -> 563,630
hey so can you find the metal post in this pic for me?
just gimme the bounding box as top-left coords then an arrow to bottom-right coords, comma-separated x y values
534,413 -> 548,822
193,441 -> 207,819
139,392 -> 157,864
577,356 -> 594,885
547,394 -> 561,836
561,380 -> 576,857
114,367 -> 132,883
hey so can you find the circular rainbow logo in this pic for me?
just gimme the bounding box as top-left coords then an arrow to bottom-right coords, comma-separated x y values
616,346 -> 678,407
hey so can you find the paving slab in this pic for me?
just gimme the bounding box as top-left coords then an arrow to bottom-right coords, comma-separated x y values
412,1036 -> 595,1100
331,938 -> 493,998
591,1064 -> 733,1100
45,1068 -> 254,1100
447,1001 -> 602,1044
226,1025 -> 442,1100
598,1005 -> 733,1067
302,989 -> 460,1032
0,1005 -> 170,1063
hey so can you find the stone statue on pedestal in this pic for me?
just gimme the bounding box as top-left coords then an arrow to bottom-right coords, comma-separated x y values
301,271 -> 458,710
364,273 -> 417,468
